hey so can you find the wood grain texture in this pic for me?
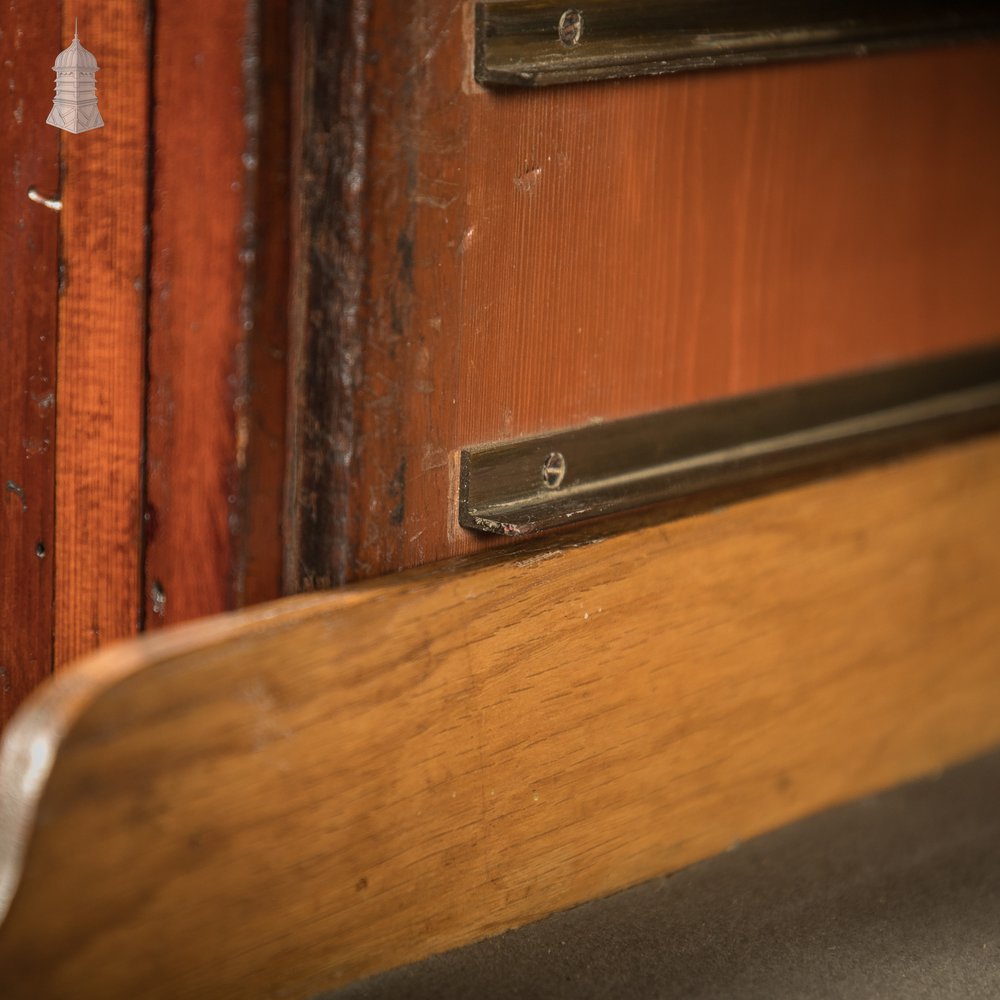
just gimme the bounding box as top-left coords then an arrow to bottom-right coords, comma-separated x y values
145,0 -> 288,626
289,18 -> 1000,585
144,0 -> 247,627
286,0 -> 373,590
239,0 -> 293,607
53,2 -> 149,666
4,1 -> 289,713
4,435 -> 1000,998
0,1 -> 60,727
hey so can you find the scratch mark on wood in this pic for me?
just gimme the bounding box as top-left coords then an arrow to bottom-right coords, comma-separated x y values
5,482 -> 27,513
513,163 -> 541,192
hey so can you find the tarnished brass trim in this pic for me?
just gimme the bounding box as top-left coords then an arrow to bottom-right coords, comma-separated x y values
459,346 -> 1000,536
475,1 -> 1000,87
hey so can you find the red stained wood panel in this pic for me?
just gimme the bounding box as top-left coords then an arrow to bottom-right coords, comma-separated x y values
5,0 -> 289,714
145,1 -> 289,626
54,2 -> 149,667
0,1 -> 60,726
459,49 -> 1000,437
289,18 -> 1000,587
239,0 -> 292,608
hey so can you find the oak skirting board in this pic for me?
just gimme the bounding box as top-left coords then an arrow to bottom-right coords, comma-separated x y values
3,435 -> 1000,997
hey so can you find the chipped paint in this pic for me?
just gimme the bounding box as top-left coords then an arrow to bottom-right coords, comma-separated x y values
513,164 -> 541,192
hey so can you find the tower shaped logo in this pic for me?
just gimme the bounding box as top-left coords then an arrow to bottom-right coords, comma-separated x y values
46,21 -> 104,134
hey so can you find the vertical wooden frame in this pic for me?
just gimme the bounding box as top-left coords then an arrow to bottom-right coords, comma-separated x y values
3,0 -> 292,722
0,1 -> 61,725
54,1 -> 150,667
145,0 -> 290,626
239,0 -> 293,608
286,0 -> 372,591
144,0 -> 250,626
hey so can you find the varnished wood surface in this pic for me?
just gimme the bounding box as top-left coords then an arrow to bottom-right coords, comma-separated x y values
145,0 -> 254,627
290,23 -> 1000,585
2,0 -> 292,721
145,0 -> 291,626
4,435 -> 1000,998
0,1 -> 60,726
240,0 -> 293,608
53,2 -> 149,667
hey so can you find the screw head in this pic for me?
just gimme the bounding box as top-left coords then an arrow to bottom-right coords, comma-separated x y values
542,452 -> 567,489
558,9 -> 583,47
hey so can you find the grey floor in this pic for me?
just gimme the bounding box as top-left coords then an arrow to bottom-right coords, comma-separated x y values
322,749 -> 1000,999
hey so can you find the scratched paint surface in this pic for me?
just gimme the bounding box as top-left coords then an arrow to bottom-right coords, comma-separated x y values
0,1 -> 60,728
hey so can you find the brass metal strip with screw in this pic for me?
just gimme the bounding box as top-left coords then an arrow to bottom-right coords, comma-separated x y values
474,0 -> 1000,87
459,345 -> 1000,536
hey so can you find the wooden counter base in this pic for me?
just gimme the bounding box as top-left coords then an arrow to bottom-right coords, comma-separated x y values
3,435 -> 1000,997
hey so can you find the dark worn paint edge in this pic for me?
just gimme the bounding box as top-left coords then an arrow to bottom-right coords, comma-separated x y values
285,0 -> 372,591
233,0 -> 291,608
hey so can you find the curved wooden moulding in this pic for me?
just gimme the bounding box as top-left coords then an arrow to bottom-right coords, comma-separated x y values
3,436 -> 1000,998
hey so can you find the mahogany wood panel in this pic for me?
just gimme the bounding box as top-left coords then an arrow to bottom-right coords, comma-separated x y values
144,1 -> 249,627
3,1 -> 291,718
239,0 -> 293,608
4,435 -> 1000,998
290,15 -> 1000,587
53,2 -> 148,667
0,2 -> 60,726
145,0 -> 290,626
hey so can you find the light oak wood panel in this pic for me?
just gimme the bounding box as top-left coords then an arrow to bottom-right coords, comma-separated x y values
54,1 -> 149,666
0,0 -> 60,725
290,20 -> 1000,584
4,435 -> 1000,997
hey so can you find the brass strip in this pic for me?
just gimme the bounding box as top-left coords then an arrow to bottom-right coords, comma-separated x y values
474,1 -> 1000,87
459,346 -> 1000,535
